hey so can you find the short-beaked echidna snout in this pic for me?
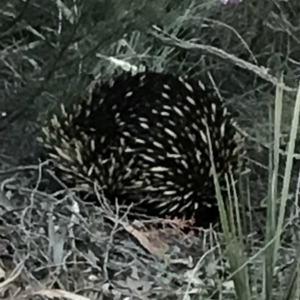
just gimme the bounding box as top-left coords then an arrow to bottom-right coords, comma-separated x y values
38,70 -> 245,227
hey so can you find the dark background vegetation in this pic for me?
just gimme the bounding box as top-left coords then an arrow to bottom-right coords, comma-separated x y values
1,0 -> 300,220
1,0 -> 300,298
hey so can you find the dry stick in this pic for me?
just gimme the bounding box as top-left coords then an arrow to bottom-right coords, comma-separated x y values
150,25 -> 296,92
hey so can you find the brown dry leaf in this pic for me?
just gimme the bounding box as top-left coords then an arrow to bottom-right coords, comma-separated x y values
33,288 -> 91,300
124,224 -> 169,257
161,217 -> 195,230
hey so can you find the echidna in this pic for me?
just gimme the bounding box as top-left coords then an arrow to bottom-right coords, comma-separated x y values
38,70 -> 245,227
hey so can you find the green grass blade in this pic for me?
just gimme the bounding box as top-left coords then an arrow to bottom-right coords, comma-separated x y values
274,83 -> 300,261
264,74 -> 284,300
